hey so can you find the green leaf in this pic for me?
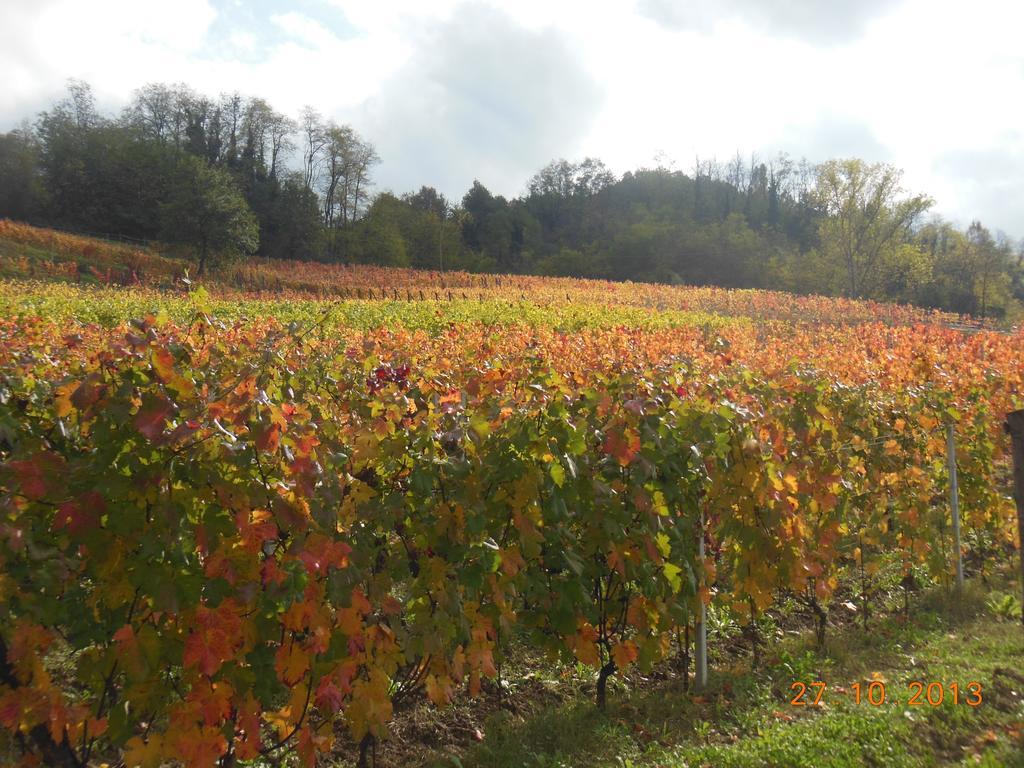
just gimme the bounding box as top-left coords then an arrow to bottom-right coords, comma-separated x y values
663,562 -> 683,593
549,462 -> 565,487
191,285 -> 212,315
470,413 -> 490,439
656,532 -> 671,559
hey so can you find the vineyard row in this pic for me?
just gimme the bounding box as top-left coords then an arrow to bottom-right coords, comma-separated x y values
0,310 -> 1020,767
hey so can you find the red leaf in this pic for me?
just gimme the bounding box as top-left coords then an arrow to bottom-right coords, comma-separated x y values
315,678 -> 345,713
113,624 -> 136,649
0,691 -> 20,728
54,502 -> 93,535
255,423 -> 281,453
7,452 -> 66,501
135,397 -> 173,441
183,633 -> 222,677
52,491 -> 104,536
602,427 -> 641,467
70,375 -> 103,410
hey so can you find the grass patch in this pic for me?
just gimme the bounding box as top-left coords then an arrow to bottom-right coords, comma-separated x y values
404,581 -> 1024,768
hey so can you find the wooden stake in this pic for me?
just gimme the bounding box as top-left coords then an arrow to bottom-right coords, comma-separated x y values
1004,410 -> 1024,626
695,509 -> 708,691
947,424 -> 964,590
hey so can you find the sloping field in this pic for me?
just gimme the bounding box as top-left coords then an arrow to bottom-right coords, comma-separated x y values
0,219 -> 979,326
0,222 -> 1021,767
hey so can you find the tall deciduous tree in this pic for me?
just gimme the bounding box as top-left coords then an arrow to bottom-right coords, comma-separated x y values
299,107 -> 327,192
0,124 -> 43,222
528,157 -> 615,198
813,159 -> 932,298
964,220 -> 1013,318
35,80 -> 104,227
160,155 -> 258,275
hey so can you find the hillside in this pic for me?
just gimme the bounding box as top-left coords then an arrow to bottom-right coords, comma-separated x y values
0,219 -> 1022,768
0,220 -> 986,329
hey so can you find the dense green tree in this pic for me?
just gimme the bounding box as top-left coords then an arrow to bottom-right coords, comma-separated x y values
462,182 -> 514,269
534,246 -> 602,277
0,125 -> 44,222
34,80 -> 104,229
159,155 -> 258,275
406,186 -> 448,218
963,221 -> 1015,318
357,193 -> 409,267
2,81 -> 1021,319
252,173 -> 325,261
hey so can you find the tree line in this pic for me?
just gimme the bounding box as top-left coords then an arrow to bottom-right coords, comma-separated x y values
1,80 -> 1021,316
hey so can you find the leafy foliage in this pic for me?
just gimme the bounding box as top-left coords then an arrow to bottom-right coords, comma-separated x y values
0,281 -> 1019,765
159,156 -> 259,275
4,80 -> 1022,317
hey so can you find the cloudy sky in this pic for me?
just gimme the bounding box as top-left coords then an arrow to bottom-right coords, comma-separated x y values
2,0 -> 1022,237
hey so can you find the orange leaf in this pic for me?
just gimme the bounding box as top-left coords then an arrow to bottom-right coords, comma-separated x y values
234,695 -> 263,760
182,602 -> 242,677
425,674 -> 454,707
255,423 -> 281,454
123,734 -> 165,768
275,643 -> 310,686
612,640 -> 638,670
602,427 -> 641,467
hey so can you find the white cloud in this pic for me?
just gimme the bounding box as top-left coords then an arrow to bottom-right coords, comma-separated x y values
0,0 -> 1021,235
637,0 -> 903,44
361,3 -> 603,197
271,12 -> 340,50
0,0 -> 217,117
323,0 -> 460,33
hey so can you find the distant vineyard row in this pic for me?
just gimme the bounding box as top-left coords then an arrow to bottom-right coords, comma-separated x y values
0,302 -> 1019,766
0,219 -> 978,327
0,281 -> 744,333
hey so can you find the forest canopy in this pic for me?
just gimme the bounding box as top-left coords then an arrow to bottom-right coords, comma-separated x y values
1,80 -> 1021,318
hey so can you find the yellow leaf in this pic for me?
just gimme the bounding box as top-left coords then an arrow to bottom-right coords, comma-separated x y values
123,735 -> 164,768
266,706 -> 293,742
347,668 -> 393,739
352,432 -> 379,465
425,674 -> 454,707
54,382 -> 75,417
